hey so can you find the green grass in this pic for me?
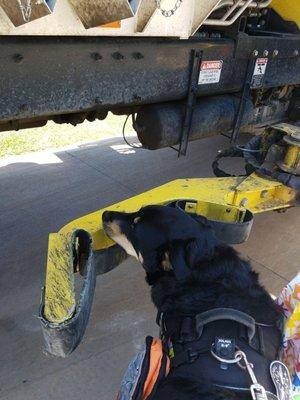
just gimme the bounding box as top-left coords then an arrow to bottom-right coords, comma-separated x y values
0,113 -> 131,158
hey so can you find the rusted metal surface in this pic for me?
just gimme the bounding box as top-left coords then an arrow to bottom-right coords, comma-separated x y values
191,0 -> 222,35
136,0 -> 156,32
68,0 -> 133,28
0,0 -> 52,26
0,34 -> 299,130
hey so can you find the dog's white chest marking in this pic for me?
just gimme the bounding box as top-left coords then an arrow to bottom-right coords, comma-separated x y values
111,233 -> 138,259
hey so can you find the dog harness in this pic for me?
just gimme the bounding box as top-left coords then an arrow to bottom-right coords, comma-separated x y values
117,336 -> 170,400
118,308 -> 291,400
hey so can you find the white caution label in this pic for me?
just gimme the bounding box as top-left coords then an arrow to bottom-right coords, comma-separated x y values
252,58 -> 268,87
198,60 -> 223,85
253,57 -> 268,76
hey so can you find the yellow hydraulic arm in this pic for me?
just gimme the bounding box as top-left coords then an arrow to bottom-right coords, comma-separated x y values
39,123 -> 300,357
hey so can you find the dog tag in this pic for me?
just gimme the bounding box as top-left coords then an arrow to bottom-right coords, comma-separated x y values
214,337 -> 235,370
270,361 -> 292,400
215,337 -> 236,359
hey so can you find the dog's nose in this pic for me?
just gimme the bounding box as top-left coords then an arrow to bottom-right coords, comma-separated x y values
102,211 -> 113,223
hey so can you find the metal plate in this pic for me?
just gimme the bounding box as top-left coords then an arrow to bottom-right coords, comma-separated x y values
191,0 -> 222,35
135,0 -> 156,32
68,0 -> 134,29
0,35 -> 299,126
0,0 -> 52,27
0,6 -> 11,33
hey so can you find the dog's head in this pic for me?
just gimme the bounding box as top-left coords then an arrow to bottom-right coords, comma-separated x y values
102,205 -> 219,282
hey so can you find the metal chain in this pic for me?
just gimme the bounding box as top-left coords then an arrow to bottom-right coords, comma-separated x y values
17,0 -> 32,23
156,0 -> 183,17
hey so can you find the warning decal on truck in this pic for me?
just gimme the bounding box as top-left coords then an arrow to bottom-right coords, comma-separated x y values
198,60 -> 223,85
251,58 -> 268,88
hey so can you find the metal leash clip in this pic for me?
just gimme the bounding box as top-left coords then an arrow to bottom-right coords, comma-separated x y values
236,350 -> 269,400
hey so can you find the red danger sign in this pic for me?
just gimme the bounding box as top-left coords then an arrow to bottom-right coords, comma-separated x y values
201,61 -> 223,70
198,60 -> 223,85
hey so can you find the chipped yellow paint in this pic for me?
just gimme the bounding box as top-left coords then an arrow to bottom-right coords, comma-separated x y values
58,174 -> 296,251
226,173 -> 296,213
284,145 -> 300,170
189,201 -> 246,223
44,173 -> 298,324
272,0 -> 300,28
44,233 -> 76,324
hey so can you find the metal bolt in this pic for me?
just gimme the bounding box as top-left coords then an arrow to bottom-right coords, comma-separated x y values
263,50 -> 269,57
13,53 -> 24,63
253,50 -> 259,57
260,190 -> 268,199
91,52 -> 102,61
94,97 -> 102,104
294,50 -> 299,57
273,49 -> 279,57
211,32 -> 222,39
240,198 -> 248,207
132,52 -> 144,60
112,52 -> 124,60
133,94 -> 142,101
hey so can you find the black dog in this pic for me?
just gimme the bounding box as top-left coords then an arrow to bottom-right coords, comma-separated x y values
103,205 -> 281,400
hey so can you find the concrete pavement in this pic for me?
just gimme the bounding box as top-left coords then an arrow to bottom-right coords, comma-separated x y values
0,135 -> 299,400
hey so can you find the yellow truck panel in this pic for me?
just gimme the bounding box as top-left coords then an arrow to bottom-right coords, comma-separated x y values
272,0 -> 300,28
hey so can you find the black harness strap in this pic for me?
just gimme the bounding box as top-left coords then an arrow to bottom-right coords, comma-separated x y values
168,308 -> 257,369
158,307 -> 280,398
196,308 -> 256,342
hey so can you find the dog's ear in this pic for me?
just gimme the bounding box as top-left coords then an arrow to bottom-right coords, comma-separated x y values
161,240 -> 193,282
186,234 -> 219,266
162,235 -> 219,281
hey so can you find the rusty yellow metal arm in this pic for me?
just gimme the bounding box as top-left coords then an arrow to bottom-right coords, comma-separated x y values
43,172 -> 297,330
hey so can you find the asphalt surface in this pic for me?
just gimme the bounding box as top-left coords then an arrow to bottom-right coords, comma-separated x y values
0,135 -> 299,400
